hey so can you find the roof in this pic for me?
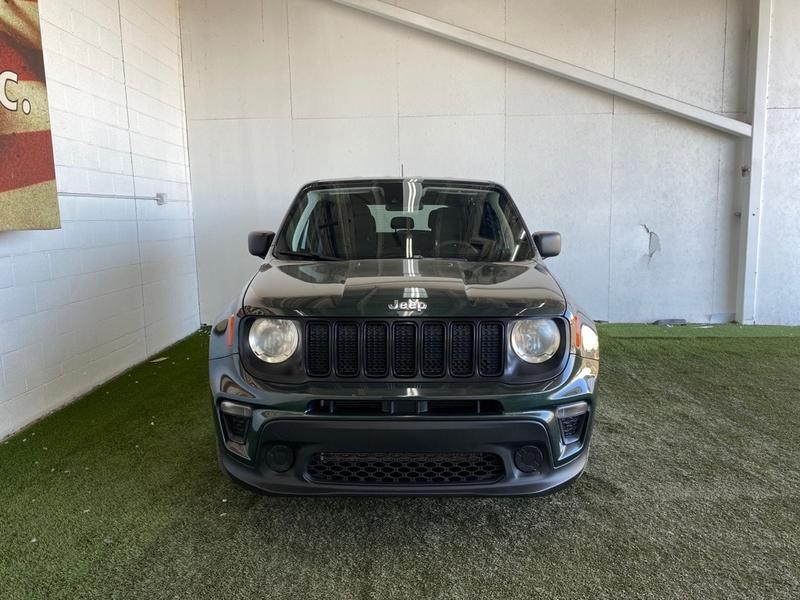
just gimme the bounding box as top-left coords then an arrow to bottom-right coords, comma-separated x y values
301,176 -> 505,187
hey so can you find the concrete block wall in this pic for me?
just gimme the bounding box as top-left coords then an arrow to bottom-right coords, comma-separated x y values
180,0 -> 766,325
0,0 -> 199,438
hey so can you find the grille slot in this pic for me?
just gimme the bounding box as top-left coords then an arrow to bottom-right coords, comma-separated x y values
306,452 -> 505,485
450,322 -> 475,376
393,323 -> 417,377
479,322 -> 504,376
221,414 -> 248,444
335,322 -> 359,376
364,322 -> 389,376
306,322 -> 330,376
559,414 -> 586,444
421,322 -> 446,377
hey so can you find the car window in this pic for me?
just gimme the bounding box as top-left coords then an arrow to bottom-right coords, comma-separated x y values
275,181 -> 535,262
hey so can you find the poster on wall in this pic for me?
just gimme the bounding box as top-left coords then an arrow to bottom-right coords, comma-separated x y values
0,0 -> 60,232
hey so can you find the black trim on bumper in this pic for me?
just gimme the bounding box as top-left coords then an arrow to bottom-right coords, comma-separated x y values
219,417 -> 588,496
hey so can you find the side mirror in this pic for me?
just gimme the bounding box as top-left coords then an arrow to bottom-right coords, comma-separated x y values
248,231 -> 275,259
533,231 -> 561,258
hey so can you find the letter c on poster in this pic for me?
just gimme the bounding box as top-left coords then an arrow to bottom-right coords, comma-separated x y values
0,70 -> 19,111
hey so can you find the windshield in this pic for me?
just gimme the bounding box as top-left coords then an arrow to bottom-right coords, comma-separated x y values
275,180 -> 535,262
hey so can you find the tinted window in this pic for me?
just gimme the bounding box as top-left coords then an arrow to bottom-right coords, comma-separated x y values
275,181 -> 534,262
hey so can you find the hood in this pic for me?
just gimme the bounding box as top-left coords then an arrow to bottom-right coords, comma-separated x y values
242,258 -> 566,318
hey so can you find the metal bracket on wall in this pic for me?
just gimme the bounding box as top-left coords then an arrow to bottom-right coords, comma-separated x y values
59,192 -> 168,204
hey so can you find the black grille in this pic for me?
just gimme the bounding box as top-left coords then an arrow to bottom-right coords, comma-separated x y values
426,399 -> 503,415
308,399 -> 503,415
306,452 -> 505,485
450,322 -> 475,376
222,414 -> 248,444
364,322 -> 388,376
479,322 -> 504,376
559,414 -> 586,443
421,322 -> 445,376
335,322 -> 359,376
306,322 -> 330,376
393,323 -> 417,377
303,319 -> 505,380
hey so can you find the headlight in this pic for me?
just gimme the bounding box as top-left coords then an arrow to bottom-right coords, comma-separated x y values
511,319 -> 561,364
248,318 -> 299,363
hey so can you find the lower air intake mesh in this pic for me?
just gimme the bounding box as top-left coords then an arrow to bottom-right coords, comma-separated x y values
559,414 -> 586,443
306,452 -> 504,485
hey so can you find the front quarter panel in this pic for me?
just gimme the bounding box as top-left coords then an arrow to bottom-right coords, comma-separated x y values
209,298 -> 242,360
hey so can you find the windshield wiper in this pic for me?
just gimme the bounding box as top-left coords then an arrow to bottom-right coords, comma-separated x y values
276,250 -> 342,262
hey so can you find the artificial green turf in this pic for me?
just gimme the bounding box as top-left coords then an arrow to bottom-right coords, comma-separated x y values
1,326 -> 798,599
598,322 -> 800,338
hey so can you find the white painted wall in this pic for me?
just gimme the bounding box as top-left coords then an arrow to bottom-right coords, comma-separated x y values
757,0 -> 800,325
181,0 -> 763,326
0,0 -> 199,438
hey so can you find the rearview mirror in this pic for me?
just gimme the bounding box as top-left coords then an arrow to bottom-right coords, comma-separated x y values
248,231 -> 275,259
390,216 -> 415,230
533,231 -> 561,259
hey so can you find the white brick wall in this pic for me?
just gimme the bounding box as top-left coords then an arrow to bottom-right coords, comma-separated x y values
0,0 -> 199,439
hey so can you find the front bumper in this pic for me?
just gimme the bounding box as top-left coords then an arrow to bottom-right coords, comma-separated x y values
210,352 -> 598,496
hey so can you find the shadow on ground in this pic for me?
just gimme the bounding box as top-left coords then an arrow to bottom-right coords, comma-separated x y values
1,326 -> 798,599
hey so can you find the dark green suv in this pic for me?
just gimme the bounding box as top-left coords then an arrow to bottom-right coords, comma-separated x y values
209,178 -> 599,495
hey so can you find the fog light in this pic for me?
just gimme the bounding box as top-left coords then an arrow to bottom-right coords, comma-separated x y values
557,401 -> 589,444
265,445 -> 294,472
514,445 -> 544,473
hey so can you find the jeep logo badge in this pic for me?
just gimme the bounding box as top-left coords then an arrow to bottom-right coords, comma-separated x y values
388,298 -> 427,312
